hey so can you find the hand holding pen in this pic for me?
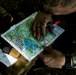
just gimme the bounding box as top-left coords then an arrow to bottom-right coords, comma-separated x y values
32,11 -> 61,40
32,11 -> 53,40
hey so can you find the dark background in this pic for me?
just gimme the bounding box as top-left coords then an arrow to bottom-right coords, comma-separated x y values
0,0 -> 76,75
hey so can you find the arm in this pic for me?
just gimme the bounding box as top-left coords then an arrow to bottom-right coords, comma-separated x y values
32,0 -> 76,40
38,0 -> 76,15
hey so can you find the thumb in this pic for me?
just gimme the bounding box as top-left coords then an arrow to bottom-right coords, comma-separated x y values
39,52 -> 46,59
44,45 -> 53,53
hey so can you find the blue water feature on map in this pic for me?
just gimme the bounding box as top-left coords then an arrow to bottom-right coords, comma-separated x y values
23,39 -> 38,50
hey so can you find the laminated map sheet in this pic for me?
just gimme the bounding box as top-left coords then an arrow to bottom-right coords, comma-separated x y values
1,12 -> 65,61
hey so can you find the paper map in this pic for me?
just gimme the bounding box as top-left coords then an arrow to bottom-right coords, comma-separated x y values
1,12 -> 65,61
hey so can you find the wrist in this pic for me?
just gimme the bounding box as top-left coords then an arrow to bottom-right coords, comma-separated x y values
38,11 -> 51,15
39,5 -> 54,15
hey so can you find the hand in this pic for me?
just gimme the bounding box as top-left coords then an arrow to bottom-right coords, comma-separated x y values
39,46 -> 65,68
32,11 -> 53,40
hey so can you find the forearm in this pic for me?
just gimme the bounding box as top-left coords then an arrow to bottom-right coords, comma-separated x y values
38,0 -> 55,14
38,0 -> 76,15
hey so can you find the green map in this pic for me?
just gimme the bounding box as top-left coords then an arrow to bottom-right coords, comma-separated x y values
1,12 -> 65,61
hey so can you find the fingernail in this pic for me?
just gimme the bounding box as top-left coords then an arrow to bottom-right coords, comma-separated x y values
34,33 -> 36,37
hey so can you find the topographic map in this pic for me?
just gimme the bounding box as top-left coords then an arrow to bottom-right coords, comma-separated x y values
1,12 -> 65,61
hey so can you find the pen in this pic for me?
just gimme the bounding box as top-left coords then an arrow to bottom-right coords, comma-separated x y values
47,20 -> 61,26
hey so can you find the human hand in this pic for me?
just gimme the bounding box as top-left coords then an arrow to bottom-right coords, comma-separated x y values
39,46 -> 65,68
32,11 -> 53,40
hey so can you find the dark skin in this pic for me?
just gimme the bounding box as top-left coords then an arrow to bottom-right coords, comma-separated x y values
32,11 -> 52,40
32,0 -> 76,40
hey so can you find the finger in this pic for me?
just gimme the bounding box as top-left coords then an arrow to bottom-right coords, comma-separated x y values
43,46 -> 47,49
39,52 -> 46,59
44,45 -> 52,53
32,21 -> 36,37
41,24 -> 46,35
49,24 -> 54,33
36,27 -> 41,40
47,21 -> 54,33
36,23 -> 41,40
45,62 -> 54,68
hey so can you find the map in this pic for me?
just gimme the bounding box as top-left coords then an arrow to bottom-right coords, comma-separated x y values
1,12 -> 65,61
